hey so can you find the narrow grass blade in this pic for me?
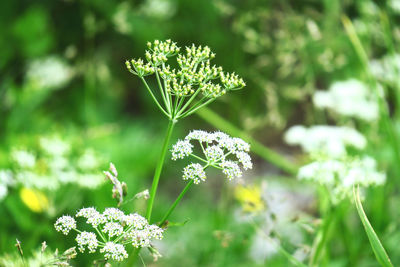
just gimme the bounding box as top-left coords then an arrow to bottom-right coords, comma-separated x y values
353,186 -> 393,267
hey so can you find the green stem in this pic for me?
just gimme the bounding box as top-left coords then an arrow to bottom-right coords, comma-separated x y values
146,119 -> 176,221
140,77 -> 170,118
127,248 -> 140,267
196,107 -> 298,174
175,88 -> 202,117
155,68 -> 170,113
309,189 -> 335,266
179,98 -> 215,119
159,180 -> 194,227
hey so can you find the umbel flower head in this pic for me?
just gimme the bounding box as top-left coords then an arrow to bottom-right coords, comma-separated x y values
298,155 -> 386,203
284,125 -> 367,158
171,130 -> 252,184
54,207 -> 164,262
126,40 -> 246,121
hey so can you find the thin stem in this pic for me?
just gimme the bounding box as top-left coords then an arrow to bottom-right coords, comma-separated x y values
161,63 -> 172,113
309,188 -> 335,266
175,88 -> 202,117
127,248 -> 140,266
190,153 -> 208,164
146,119 -> 176,221
174,95 -> 186,117
94,226 -> 107,243
140,77 -> 170,118
178,98 -> 215,119
159,180 -> 194,227
154,68 -> 170,113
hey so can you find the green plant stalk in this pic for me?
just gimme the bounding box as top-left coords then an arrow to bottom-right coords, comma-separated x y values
353,186 -> 394,267
159,180 -> 194,227
309,208 -> 334,266
146,119 -> 176,221
140,77 -> 170,118
196,107 -> 298,174
309,187 -> 335,266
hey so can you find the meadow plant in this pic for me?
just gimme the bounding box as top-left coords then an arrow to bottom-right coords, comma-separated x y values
298,155 -> 386,203
158,130 -> 252,227
52,40 -> 249,265
313,79 -> 380,121
55,207 -> 163,262
125,39 -> 245,223
284,125 -> 366,157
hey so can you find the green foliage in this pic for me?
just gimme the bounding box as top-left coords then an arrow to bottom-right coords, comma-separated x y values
1,0 -> 400,266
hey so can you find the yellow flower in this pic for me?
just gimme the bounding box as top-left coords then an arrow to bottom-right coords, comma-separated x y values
19,188 -> 49,213
234,184 -> 265,213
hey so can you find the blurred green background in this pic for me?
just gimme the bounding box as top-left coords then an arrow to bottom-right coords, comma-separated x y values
1,0 -> 400,266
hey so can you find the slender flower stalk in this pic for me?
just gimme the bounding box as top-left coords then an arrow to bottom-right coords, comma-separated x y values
125,40 -> 246,264
146,120 -> 175,221
126,40 -> 246,223
159,179 -> 194,228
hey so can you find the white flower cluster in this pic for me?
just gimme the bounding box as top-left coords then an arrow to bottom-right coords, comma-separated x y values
313,79 -> 379,121
284,125 -> 366,157
298,156 -> 386,202
76,232 -> 98,253
54,207 -> 164,262
54,215 -> 77,235
100,242 -> 129,262
171,130 -> 252,184
183,163 -> 206,184
0,136 -> 105,201
370,53 -> 400,85
26,56 -> 74,90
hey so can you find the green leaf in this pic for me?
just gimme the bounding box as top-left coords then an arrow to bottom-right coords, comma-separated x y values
353,186 -> 393,267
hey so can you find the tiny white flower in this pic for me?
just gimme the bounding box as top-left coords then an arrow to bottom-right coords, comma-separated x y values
205,145 -> 224,162
123,213 -> 148,229
129,228 -> 152,248
100,242 -> 128,262
103,208 -> 125,222
171,140 -> 193,160
76,231 -> 98,253
76,207 -> 106,227
235,151 -> 253,170
102,222 -> 124,237
148,224 -> 164,240
185,130 -> 214,143
183,163 -> 206,184
54,216 -> 76,235
220,161 -> 242,180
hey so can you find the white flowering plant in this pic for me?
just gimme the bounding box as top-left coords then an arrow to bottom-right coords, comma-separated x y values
124,40 -> 246,237
157,130 -> 252,227
54,207 -> 163,262
50,40 -> 250,266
